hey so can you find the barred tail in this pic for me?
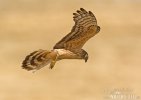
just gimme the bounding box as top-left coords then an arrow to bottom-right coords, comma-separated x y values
22,49 -> 52,71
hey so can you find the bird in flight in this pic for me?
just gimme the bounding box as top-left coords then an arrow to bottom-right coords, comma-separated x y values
22,8 -> 100,71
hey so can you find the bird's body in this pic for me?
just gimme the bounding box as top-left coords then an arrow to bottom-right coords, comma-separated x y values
22,8 -> 100,71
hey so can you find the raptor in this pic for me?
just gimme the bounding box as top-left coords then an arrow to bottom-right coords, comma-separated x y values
22,8 -> 100,71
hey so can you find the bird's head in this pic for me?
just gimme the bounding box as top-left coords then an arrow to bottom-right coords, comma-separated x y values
81,50 -> 89,62
96,26 -> 100,33
84,53 -> 88,62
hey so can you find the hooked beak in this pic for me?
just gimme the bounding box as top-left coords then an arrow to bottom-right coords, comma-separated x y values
85,55 -> 88,63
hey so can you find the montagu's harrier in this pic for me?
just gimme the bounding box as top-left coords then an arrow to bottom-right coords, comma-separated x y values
22,8 -> 100,71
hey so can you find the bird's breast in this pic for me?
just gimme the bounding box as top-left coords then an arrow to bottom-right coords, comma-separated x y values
53,49 -> 82,59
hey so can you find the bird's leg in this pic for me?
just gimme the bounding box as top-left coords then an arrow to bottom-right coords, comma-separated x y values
49,52 -> 59,69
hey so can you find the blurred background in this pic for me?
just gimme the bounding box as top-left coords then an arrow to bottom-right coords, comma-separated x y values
0,0 -> 141,100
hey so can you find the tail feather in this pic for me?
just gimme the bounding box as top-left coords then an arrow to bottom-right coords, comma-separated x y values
22,49 -> 51,71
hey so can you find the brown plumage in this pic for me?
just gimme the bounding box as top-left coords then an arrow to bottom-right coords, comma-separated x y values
22,8 -> 100,71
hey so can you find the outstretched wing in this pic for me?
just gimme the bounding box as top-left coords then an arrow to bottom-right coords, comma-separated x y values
53,8 -> 100,52
22,49 -> 52,71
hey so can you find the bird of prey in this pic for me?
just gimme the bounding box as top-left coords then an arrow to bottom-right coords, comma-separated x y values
22,8 -> 100,71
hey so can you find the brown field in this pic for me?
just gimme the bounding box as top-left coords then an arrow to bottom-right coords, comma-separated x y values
0,0 -> 141,100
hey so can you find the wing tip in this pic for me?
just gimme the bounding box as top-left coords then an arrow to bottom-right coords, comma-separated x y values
80,8 -> 87,12
80,8 -> 84,11
89,11 -> 94,16
76,10 -> 81,13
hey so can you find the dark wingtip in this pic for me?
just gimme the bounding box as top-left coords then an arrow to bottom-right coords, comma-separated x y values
80,8 -> 84,11
73,13 -> 76,15
73,13 -> 79,16
89,11 -> 94,16
76,10 -> 81,13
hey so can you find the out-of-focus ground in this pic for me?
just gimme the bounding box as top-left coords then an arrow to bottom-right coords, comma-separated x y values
0,0 -> 141,100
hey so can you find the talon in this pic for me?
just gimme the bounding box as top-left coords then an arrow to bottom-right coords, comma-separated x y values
49,52 -> 59,69
49,60 -> 56,69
